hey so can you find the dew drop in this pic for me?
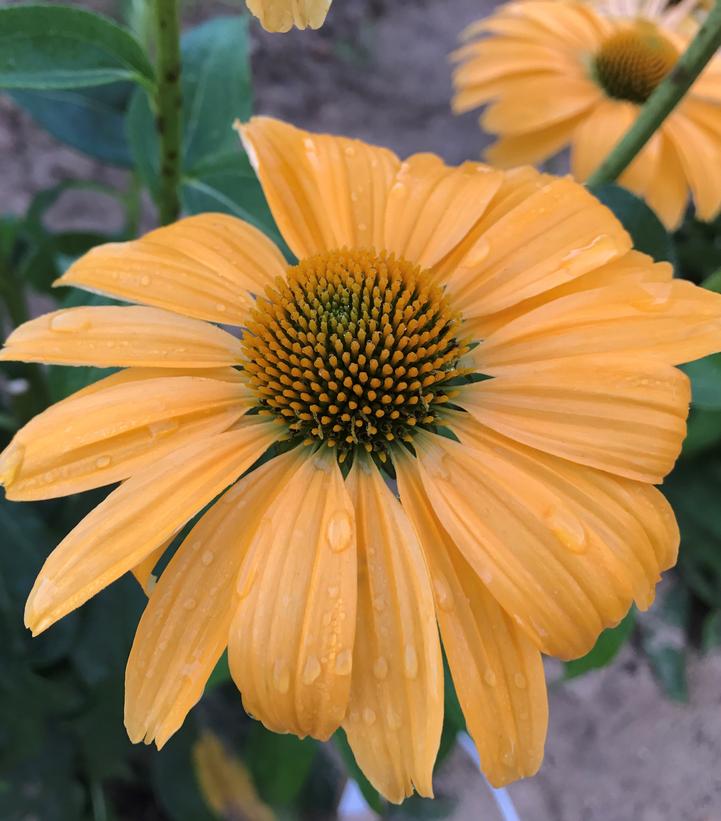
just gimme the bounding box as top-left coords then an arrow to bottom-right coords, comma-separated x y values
362,707 -> 376,725
321,611 -> 332,627
236,565 -> 256,599
215,303 -> 227,313
182,597 -> 196,611
140,275 -> 151,286
344,145 -> 356,158
95,455 -> 111,469
372,596 -> 386,612
148,418 -> 180,438
373,656 -> 389,680
327,585 -> 340,599
50,312 -> 91,333
335,648 -> 353,676
484,669 -> 497,687
302,655 -> 321,684
403,645 -> 418,680
326,510 -> 353,553
273,659 -> 290,694
433,575 -> 454,612
201,550 -> 214,566
386,707 -> 402,730
349,709 -> 360,723
514,672 -> 527,689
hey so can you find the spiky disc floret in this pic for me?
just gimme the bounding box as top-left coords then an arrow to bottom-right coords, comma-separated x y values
593,23 -> 678,104
240,248 -> 468,461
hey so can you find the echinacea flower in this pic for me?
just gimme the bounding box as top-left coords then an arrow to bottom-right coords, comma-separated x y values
3,117 -> 721,802
452,0 -> 721,229
246,0 -> 331,32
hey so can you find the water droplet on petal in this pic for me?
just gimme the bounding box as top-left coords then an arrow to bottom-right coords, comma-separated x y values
302,655 -> 321,684
372,596 -> 386,612
326,510 -> 353,553
335,648 -> 352,676
327,585 -> 340,599
140,275 -> 151,287
201,550 -> 214,566
386,707 -> 402,730
546,508 -> 587,554
433,575 -> 454,611
484,669 -> 497,687
50,312 -> 90,333
183,597 -> 196,611
273,659 -> 290,693
95,455 -> 111,469
236,565 -> 256,599
215,303 -> 227,313
362,707 -> 376,725
373,656 -> 389,680
514,672 -> 527,689
148,418 -> 180,438
403,645 -> 418,679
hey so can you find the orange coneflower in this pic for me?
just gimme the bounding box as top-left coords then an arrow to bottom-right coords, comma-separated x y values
2,118 -> 721,802
452,0 -> 721,229
245,0 -> 331,32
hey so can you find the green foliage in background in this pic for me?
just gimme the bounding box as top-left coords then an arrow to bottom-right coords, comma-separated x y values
1,1 -> 721,819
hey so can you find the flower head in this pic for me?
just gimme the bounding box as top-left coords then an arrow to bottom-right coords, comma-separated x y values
246,0 -> 331,32
452,0 -> 721,228
3,117 -> 721,802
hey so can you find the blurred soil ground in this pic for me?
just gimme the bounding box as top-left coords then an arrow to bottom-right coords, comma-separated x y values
1,0 -> 721,819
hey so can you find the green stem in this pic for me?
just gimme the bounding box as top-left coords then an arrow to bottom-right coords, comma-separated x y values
588,0 -> 721,186
152,0 -> 182,225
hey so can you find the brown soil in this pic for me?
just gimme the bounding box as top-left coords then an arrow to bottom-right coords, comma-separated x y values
2,1 -> 721,819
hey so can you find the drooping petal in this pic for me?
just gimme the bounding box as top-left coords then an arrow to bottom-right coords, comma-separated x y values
228,447 -> 357,741
0,306 -> 243,368
24,419 -> 278,635
238,117 -> 399,258
396,450 -> 548,787
131,539 -> 172,595
383,154 -> 503,273
245,0 -> 331,32
484,114 -> 589,168
477,279 -> 721,372
459,356 -> 690,483
125,449 -> 302,748
1,375 -> 252,500
413,423 -> 675,659
56,214 -> 286,325
445,176 -> 631,317
342,456 -> 443,804
643,132 -> 689,230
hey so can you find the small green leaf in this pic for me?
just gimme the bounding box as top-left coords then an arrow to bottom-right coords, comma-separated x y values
590,183 -> 675,266
701,610 -> 721,654
683,354 -> 721,410
645,646 -> 688,702
245,722 -> 317,807
702,268 -> 721,293
0,5 -> 154,91
564,609 -> 636,678
11,84 -> 134,165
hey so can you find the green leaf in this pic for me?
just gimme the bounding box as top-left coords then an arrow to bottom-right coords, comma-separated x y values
701,610 -> 721,654
152,724 -> 216,821
701,268 -> 721,293
206,651 -> 231,690
564,609 -> 636,678
683,354 -> 721,410
590,184 -> 675,266
0,5 -> 154,91
11,84 -> 134,165
245,723 -> 317,807
645,646 -> 688,702
682,408 -> 721,456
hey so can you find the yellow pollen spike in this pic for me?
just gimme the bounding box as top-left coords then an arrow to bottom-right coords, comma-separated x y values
239,248 -> 468,460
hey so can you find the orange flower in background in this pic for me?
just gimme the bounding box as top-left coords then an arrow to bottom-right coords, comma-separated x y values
245,0 -> 331,32
3,117 -> 721,802
452,0 -> 721,229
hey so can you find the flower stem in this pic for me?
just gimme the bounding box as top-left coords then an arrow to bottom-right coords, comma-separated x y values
588,0 -> 721,187
152,0 -> 182,225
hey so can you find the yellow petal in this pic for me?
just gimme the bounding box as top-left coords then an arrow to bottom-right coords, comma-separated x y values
477,279 -> 721,372
228,447 -> 357,740
383,154 -> 503,273
459,356 -> 690,483
238,117 -> 399,258
0,306 -> 243,368
342,456 -> 443,804
56,214 -> 285,325
395,451 -> 548,787
413,423 -> 674,659
246,0 -> 331,32
193,732 -> 274,821
131,539 -> 170,595
644,132 -> 689,230
484,114 -> 588,169
24,419 -> 277,635
445,176 -> 631,317
125,449 -> 300,748
1,375 -> 252,500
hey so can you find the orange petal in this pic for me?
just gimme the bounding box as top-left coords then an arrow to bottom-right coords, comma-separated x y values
56,214 -> 285,325
228,447 -> 357,741
383,154 -> 503,274
0,306 -> 243,368
477,279 -> 721,372
0,375 -> 252,500
459,356 -> 690,483
24,418 -> 277,635
342,456 -> 443,804
125,449 -> 301,748
238,117 -> 399,258
131,539 -> 171,595
413,423 -> 675,659
245,0 -> 331,32
644,132 -> 689,230
396,450 -> 548,786
484,114 -> 587,168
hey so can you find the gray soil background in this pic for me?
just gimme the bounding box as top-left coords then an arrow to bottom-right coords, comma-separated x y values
1,0 -> 721,819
